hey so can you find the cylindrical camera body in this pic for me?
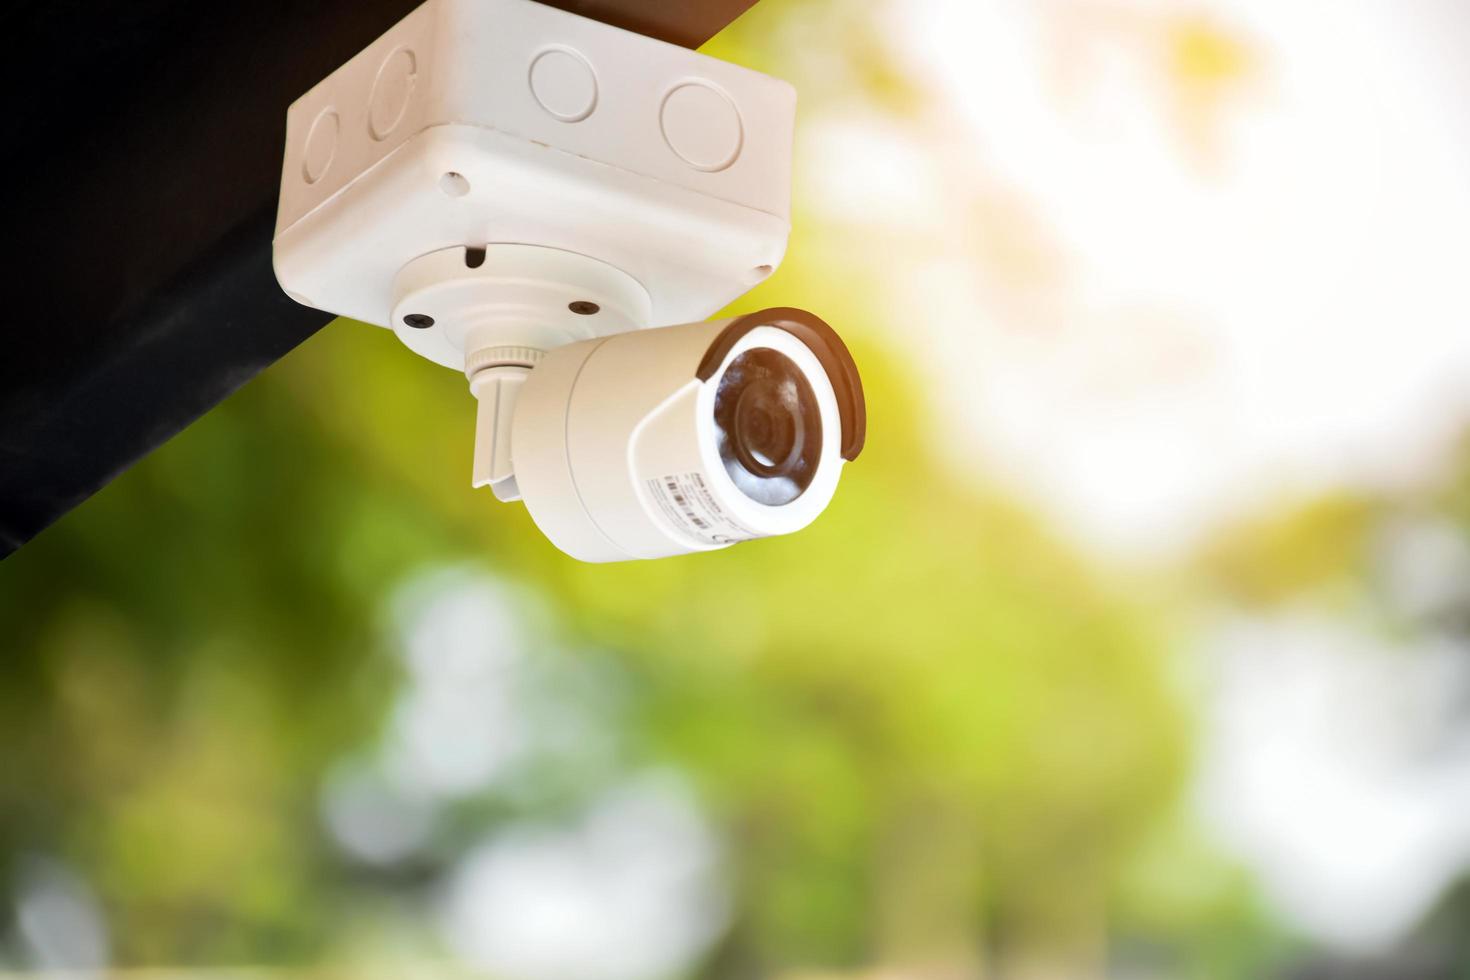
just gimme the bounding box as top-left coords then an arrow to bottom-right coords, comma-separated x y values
512,308 -> 865,562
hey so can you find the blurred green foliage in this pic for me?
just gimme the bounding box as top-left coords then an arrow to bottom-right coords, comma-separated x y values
0,240 -> 1223,975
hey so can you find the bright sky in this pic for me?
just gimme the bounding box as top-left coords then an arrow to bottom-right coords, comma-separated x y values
805,0 -> 1470,561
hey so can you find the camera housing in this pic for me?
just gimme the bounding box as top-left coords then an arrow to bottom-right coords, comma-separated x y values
514,309 -> 865,562
271,0 -> 866,561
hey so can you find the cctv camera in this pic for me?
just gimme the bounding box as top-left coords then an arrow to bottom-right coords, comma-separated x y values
271,0 -> 866,562
514,309 -> 864,562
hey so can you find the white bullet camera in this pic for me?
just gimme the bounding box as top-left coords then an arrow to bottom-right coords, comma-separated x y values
271,0 -> 865,561
513,306 -> 864,562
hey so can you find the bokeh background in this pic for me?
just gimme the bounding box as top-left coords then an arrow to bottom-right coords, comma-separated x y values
6,0 -> 1470,977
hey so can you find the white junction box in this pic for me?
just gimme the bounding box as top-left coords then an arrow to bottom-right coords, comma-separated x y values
273,0 -> 797,370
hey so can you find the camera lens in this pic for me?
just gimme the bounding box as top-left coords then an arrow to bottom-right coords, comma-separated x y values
713,348 -> 822,505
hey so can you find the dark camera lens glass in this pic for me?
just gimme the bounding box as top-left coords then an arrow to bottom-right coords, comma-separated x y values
713,348 -> 822,505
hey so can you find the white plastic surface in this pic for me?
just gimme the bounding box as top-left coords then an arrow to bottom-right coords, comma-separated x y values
390,244 -> 650,370
512,320 -> 845,562
272,0 -> 795,334
470,365 -> 531,501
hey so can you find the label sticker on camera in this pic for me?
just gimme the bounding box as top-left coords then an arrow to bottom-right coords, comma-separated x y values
647,472 -> 762,547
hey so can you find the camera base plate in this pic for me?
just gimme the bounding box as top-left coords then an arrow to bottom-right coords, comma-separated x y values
389,244 -> 651,371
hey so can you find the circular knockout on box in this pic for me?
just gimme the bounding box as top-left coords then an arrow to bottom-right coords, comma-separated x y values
660,82 -> 743,172
529,48 -> 598,123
